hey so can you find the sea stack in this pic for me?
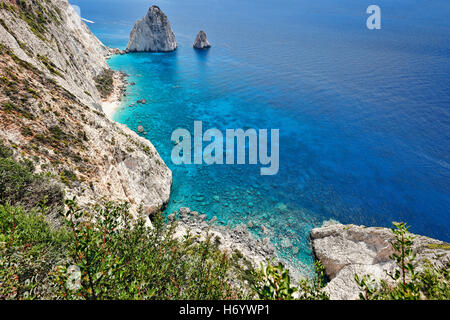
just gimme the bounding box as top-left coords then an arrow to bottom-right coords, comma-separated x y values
193,31 -> 211,49
126,6 -> 177,52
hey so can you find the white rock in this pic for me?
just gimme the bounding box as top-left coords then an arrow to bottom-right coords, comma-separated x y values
126,6 -> 177,52
311,224 -> 450,300
193,31 -> 211,49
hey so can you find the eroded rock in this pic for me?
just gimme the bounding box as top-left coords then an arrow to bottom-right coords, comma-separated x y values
127,6 -> 177,52
193,30 -> 211,49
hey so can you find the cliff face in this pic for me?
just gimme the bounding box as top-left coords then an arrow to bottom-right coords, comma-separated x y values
126,6 -> 177,53
311,224 -> 450,300
0,0 -> 172,219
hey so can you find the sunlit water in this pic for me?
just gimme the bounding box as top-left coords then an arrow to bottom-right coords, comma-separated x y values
71,0 -> 450,271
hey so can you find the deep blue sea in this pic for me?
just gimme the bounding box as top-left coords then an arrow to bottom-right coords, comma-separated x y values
70,0 -> 450,270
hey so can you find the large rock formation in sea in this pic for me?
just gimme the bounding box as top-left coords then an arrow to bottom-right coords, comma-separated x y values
0,0 -> 172,220
193,31 -> 211,49
311,224 -> 450,300
126,6 -> 177,52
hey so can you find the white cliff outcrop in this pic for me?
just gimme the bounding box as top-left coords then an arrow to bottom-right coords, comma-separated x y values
311,224 -> 450,300
193,31 -> 211,49
126,6 -> 177,53
0,0 -> 172,219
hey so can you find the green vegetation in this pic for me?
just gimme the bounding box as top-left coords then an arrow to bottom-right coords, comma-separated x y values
0,142 -> 63,213
94,69 -> 114,99
355,222 -> 450,300
251,260 -> 329,300
0,142 -> 448,300
37,54 -> 64,78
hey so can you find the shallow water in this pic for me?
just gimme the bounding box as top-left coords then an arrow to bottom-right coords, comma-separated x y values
71,0 -> 450,271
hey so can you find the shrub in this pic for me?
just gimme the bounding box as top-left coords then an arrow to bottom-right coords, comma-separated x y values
251,259 -> 329,300
0,204 -> 70,299
355,222 -> 450,300
94,69 -> 114,99
53,198 -> 248,300
0,143 -> 64,215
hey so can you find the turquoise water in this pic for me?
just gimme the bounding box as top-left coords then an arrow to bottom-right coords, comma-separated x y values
71,0 -> 450,270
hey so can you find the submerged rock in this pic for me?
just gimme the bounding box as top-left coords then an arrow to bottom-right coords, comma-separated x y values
126,6 -> 177,52
193,30 -> 211,49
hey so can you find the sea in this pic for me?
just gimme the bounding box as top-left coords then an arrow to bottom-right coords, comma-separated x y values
70,0 -> 450,271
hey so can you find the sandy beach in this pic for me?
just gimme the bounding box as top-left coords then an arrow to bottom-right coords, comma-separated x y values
102,71 -> 127,120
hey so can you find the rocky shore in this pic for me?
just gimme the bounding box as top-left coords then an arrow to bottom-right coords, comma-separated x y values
311,223 -> 450,300
0,0 -> 172,220
169,208 -> 450,300
102,70 -> 127,119
170,207 -> 277,268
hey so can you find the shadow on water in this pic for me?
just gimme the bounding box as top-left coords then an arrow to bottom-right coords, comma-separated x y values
194,47 -> 211,63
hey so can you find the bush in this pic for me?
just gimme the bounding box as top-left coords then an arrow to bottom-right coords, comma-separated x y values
53,198 -> 249,300
251,259 -> 329,300
94,69 -> 114,99
0,144 -> 63,214
355,222 -> 450,300
0,204 -> 70,299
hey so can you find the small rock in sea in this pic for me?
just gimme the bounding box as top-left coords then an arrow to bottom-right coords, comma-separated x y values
130,82 -> 136,86
248,221 -> 254,229
276,203 -> 288,212
292,247 -> 300,255
199,214 -> 207,221
193,31 -> 211,49
137,125 -> 144,133
179,207 -> 191,216
261,225 -> 270,235
281,238 -> 292,249
213,195 -> 220,202
190,211 -> 199,217
210,216 -> 218,223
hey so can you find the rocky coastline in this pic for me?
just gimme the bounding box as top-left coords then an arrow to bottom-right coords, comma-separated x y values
311,223 -> 450,300
1,0 -> 448,301
101,70 -> 128,119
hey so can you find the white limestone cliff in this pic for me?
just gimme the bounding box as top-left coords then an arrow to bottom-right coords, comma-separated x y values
0,0 -> 172,219
126,6 -> 177,53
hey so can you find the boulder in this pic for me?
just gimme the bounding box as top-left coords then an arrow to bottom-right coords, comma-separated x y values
193,30 -> 211,49
311,224 -> 450,300
126,6 -> 177,52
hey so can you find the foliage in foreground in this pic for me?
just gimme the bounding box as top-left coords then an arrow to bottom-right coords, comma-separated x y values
251,260 -> 329,300
54,198 -> 247,300
355,222 -> 450,300
0,199 -> 251,300
0,143 -> 448,300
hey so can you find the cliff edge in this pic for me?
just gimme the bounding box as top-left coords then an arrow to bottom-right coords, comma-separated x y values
311,224 -> 450,299
0,0 -> 172,220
